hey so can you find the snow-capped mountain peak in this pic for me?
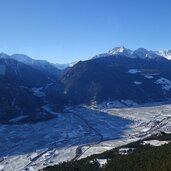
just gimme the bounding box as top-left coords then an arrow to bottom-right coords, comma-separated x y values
93,46 -> 133,59
156,50 -> 171,60
108,46 -> 126,53
94,47 -> 167,60
108,46 -> 133,56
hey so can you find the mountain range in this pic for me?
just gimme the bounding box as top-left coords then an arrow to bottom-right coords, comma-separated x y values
94,46 -> 171,60
1,47 -> 171,124
48,47 -> 171,106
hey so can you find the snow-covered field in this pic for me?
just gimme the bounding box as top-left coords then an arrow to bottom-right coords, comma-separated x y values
0,106 -> 131,171
141,140 -> 169,146
1,101 -> 171,171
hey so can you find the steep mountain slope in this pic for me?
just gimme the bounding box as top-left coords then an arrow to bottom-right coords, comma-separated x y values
0,57 -> 56,124
52,47 -> 171,105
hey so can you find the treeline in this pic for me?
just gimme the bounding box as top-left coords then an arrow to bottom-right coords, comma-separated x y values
43,133 -> 171,171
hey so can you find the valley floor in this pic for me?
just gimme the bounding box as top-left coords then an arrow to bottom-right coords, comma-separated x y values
1,102 -> 171,171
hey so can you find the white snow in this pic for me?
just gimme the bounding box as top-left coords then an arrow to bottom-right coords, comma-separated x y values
68,61 -> 78,67
96,159 -> 108,167
90,100 -> 139,109
42,152 -> 51,159
144,75 -> 154,79
142,140 -> 169,146
30,153 -> 39,160
156,50 -> 171,60
0,165 -> 4,171
109,47 -> 125,53
2,101 -> 171,170
26,167 -> 35,171
155,77 -> 171,91
94,46 -> 133,58
93,47 -> 166,60
141,128 -> 150,132
93,53 -> 113,58
134,81 -> 142,85
128,69 -> 141,74
108,47 -> 133,57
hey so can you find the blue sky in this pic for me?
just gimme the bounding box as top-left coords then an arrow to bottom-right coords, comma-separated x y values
0,0 -> 171,63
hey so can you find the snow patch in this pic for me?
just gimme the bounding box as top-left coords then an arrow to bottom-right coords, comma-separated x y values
134,81 -> 142,85
0,165 -> 4,171
141,128 -> 150,132
96,159 -> 108,168
156,50 -> 171,60
141,140 -> 169,146
93,53 -> 113,58
144,75 -> 154,79
90,100 -> 138,109
155,77 -> 171,91
128,69 -> 141,74
26,167 -> 35,171
42,152 -> 51,159
108,46 -> 133,57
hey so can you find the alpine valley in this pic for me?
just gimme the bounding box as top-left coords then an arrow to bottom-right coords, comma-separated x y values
1,47 -> 171,171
